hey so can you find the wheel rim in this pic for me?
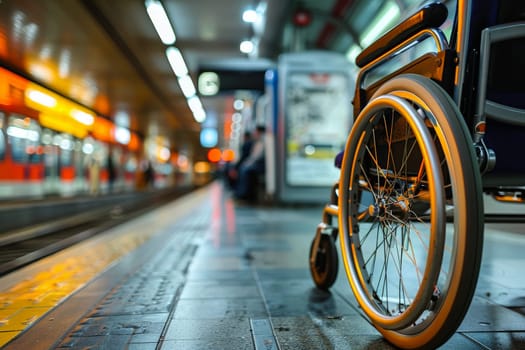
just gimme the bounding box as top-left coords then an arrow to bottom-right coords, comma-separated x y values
339,94 -> 446,330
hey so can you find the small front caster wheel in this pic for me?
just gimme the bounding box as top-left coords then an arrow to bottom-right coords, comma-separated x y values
309,233 -> 338,290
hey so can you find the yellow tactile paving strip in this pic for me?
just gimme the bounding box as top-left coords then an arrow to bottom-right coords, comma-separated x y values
0,186 -> 211,348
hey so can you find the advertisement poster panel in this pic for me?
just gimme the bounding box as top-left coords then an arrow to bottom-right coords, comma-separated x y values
285,72 -> 351,186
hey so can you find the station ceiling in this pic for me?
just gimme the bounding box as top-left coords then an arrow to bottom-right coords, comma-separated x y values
0,0 -> 428,160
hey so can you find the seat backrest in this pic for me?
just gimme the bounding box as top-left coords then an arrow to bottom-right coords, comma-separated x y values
474,0 -> 525,182
476,0 -> 525,125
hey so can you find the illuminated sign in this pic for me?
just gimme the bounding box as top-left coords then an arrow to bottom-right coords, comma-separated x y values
197,69 -> 266,93
198,72 -> 220,96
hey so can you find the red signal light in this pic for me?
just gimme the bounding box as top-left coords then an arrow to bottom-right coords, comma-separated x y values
293,9 -> 312,27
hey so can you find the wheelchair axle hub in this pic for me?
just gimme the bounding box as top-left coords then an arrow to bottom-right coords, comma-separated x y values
368,197 -> 410,221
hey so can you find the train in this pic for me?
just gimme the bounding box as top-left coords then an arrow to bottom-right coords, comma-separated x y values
0,66 -> 184,199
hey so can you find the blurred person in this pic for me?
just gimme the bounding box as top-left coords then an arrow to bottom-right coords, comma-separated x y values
227,130 -> 253,189
235,125 -> 266,201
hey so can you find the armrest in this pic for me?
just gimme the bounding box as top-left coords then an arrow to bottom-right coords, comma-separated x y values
355,2 -> 448,68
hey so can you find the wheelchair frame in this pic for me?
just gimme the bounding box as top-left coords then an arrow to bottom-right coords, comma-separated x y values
309,0 -> 525,348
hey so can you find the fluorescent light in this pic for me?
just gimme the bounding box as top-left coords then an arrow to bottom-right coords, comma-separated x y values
345,44 -> 361,63
26,89 -> 57,108
240,40 -> 254,54
242,9 -> 257,23
178,75 -> 196,98
187,95 -> 203,112
360,2 -> 400,48
6,126 -> 39,142
145,0 -> 176,45
166,46 -> 188,77
187,96 -> 206,123
193,108 -> 206,123
71,109 -> 95,126
115,126 -> 131,144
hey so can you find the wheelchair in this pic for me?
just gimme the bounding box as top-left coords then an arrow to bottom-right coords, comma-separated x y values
308,0 -> 525,348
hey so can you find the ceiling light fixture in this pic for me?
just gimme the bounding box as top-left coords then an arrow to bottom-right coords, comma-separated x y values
145,0 -> 176,45
71,109 -> 95,126
242,9 -> 257,23
193,109 -> 206,123
360,1 -> 400,48
240,40 -> 254,54
145,2 -> 206,124
187,96 -> 206,123
345,44 -> 361,64
187,95 -> 203,112
166,46 -> 188,77
26,89 -> 57,108
178,75 -> 197,98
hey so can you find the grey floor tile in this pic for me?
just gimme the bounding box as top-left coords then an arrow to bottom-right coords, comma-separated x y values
164,318 -> 253,341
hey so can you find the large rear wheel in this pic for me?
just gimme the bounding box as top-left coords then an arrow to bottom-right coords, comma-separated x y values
339,74 -> 484,349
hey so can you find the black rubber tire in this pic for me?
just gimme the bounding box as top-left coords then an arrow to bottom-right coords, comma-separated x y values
309,233 -> 338,290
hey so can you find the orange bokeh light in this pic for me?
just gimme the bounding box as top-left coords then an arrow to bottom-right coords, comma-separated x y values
222,148 -> 235,162
207,148 -> 222,163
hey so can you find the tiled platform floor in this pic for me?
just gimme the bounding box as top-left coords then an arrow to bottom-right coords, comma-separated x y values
2,182 -> 525,349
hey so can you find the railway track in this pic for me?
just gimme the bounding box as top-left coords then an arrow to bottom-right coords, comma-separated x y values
0,187 -> 196,276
